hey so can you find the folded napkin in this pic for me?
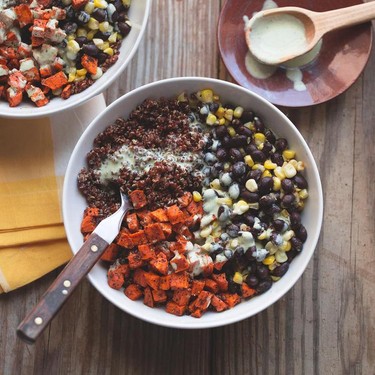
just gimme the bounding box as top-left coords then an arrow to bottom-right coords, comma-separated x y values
0,95 -> 106,293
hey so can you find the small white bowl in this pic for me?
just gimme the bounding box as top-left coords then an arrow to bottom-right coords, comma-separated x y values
63,77 -> 323,329
0,0 -> 151,119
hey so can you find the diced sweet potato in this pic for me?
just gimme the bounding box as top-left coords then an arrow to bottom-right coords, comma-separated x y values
127,251 -> 144,269
101,243 -> 120,262
186,200 -> 203,215
124,284 -> 143,301
144,223 -> 165,243
166,301 -> 186,316
14,4 -> 34,27
204,278 -> 219,294
143,272 -> 160,290
137,244 -> 156,261
81,54 -> 98,74
152,289 -> 167,303
129,190 -> 147,209
166,204 -> 186,224
159,275 -> 171,290
128,230 -> 147,245
80,214 -> 96,233
150,208 -> 169,222
191,279 -> 205,296
41,71 -> 68,90
211,295 -> 229,312
85,207 -> 100,217
133,268 -> 147,288
149,252 -> 169,275
126,212 -> 140,233
220,293 -> 241,308
170,271 -> 190,290
172,289 -> 191,306
170,253 -> 189,273
117,230 -> 134,248
143,287 -> 154,308
194,290 -> 213,310
211,273 -> 228,292
177,191 -> 192,207
107,270 -> 124,290
61,84 -> 72,100
169,239 -> 187,254
241,283 -> 257,298
159,222 -> 172,237
190,309 -> 204,318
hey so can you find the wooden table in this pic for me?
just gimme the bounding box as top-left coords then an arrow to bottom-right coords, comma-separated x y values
1,1 -> 374,374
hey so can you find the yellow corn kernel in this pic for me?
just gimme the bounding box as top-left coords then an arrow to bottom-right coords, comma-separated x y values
210,179 -> 221,190
274,166 -> 286,180
233,272 -> 243,284
296,161 -> 305,171
74,75 -> 85,82
297,200 -> 305,210
275,250 -> 288,263
283,163 -> 297,178
283,230 -> 295,241
87,30 -> 97,40
227,126 -> 236,137
245,178 -> 258,192
206,113 -> 217,125
216,197 -> 233,206
88,17 -> 100,30
264,159 -> 277,170
232,200 -> 249,215
94,0 -> 108,8
99,21 -> 110,32
218,118 -> 226,125
289,159 -> 298,169
299,189 -> 309,200
265,241 -> 278,255
84,1 -> 95,13
273,177 -> 281,191
244,154 -> 254,167
76,68 -> 87,76
283,149 -> 296,160
108,32 -> 118,43
252,163 -> 265,172
67,34 -> 76,41
271,276 -> 281,282
77,28 -> 88,37
234,106 -> 244,118
263,255 -> 275,266
257,231 -> 268,240
200,225 -> 212,238
245,121 -> 256,131
68,72 -> 76,82
279,241 -> 291,252
99,41 -> 110,50
103,47 -> 114,55
224,108 -> 233,121
248,202 -> 259,210
192,191 -> 202,202
254,132 -> 266,145
215,106 -> 225,118
262,170 -> 272,178
200,89 -> 214,103
268,263 -> 278,271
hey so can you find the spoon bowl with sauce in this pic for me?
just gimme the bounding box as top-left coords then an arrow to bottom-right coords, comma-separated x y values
245,2 -> 375,65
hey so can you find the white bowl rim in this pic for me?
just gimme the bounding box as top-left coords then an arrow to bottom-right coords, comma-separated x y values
0,0 -> 151,120
63,76 -> 324,329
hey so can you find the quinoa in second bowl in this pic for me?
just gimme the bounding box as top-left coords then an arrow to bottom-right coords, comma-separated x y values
77,89 -> 309,318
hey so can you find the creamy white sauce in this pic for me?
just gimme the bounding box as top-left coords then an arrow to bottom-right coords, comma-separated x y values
249,13 -> 308,65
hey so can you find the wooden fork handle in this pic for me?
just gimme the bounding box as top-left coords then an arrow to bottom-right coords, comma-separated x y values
17,233 -> 108,344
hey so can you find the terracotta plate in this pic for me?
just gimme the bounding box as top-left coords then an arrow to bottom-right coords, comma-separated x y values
218,0 -> 373,107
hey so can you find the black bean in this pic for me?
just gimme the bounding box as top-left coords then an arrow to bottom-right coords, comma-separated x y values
118,21 -> 131,37
230,135 -> 248,147
232,162 -> 246,178
271,152 -> 284,166
265,129 -> 276,144
243,213 -> 255,226
208,166 -> 219,179
259,194 -> 275,208
264,204 -> 281,216
215,126 -> 229,139
228,280 -> 241,294
75,36 -> 88,46
240,190 -> 257,202
290,211 -> 301,228
92,8 -> 107,22
272,263 -> 289,277
245,143 -> 257,155
258,177 -> 273,194
246,274 -> 259,287
296,224 -> 307,243
76,11 -> 90,25
294,174 -> 308,189
213,162 -> 224,171
281,193 -> 295,207
291,236 -> 303,251
114,0 -> 125,11
242,110 -> 255,122
95,31 -> 111,40
237,126 -> 253,137
275,138 -> 288,151
256,280 -> 272,294
262,141 -> 273,156
256,264 -> 269,280
273,219 -> 286,232
83,43 -> 100,56
209,102 -> 220,112
281,178 -> 294,193
254,117 -> 265,132
216,148 -> 228,161
204,152 -> 217,165
63,21 -> 78,34
226,224 -> 239,238
231,119 -> 241,128
97,52 -> 108,64
251,149 -> 266,162
229,148 -> 243,162
247,169 -> 262,181
221,135 -> 231,148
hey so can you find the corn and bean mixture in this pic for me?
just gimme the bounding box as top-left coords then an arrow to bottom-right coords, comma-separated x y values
0,0 -> 131,107
79,89 -> 309,317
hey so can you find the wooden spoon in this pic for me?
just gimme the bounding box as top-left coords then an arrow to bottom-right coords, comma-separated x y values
245,2 -> 375,66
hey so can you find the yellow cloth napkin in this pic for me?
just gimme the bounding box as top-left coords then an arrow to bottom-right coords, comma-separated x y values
0,95 -> 106,293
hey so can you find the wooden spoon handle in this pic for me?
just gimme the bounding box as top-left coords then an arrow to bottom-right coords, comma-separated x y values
17,233 -> 108,344
315,1 -> 375,35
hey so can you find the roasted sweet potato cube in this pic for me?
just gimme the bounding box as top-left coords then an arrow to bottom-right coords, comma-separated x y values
126,212 -> 140,233
14,4 -> 33,27
117,230 -> 134,248
172,289 -> 191,306
170,271 -> 190,290
170,253 -> 189,273
159,223 -> 172,238
177,191 -> 192,207
220,293 -> 241,308
143,272 -> 161,290
128,230 -> 147,245
80,214 -> 96,233
124,284 -> 143,301
137,244 -> 156,261
186,200 -> 203,215
166,204 -> 186,224
190,308 -> 204,318
191,279 -> 205,296
100,243 -> 120,262
136,209 -> 154,226
159,275 -> 171,290
41,71 -> 68,90
194,291 -> 213,310
144,223 -> 165,243
127,251 -> 144,269
81,54 -> 98,74
241,283 -> 257,298
143,287 -> 154,308
129,190 -> 147,209
150,208 -> 169,222
211,295 -> 229,312
166,301 -> 186,316
152,289 -> 167,304
169,239 -> 187,254
133,268 -> 147,288
107,270 -> 124,290
204,278 -> 219,294
211,273 -> 228,292
149,253 -> 169,275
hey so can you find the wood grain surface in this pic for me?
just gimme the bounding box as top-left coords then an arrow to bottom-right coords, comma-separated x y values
1,1 -> 374,374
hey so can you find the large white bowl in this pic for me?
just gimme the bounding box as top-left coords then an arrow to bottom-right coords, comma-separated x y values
63,77 -> 323,329
0,0 -> 151,119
